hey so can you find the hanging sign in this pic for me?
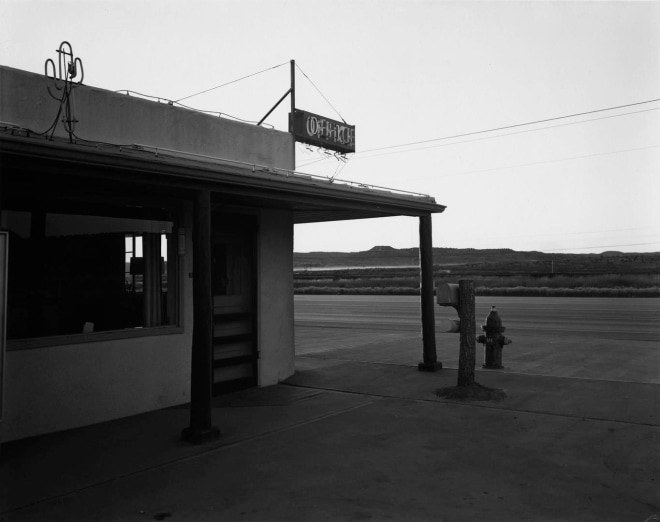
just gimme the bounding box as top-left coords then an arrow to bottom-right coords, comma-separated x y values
291,109 -> 355,154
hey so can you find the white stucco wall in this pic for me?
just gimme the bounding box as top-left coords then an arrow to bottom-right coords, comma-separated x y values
257,209 -> 295,386
1,221 -> 194,443
1,330 -> 192,442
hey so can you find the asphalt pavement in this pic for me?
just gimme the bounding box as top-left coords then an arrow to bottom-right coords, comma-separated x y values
1,296 -> 659,521
295,296 -> 660,383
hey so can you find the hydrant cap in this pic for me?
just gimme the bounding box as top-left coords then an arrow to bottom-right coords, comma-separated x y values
485,306 -> 502,328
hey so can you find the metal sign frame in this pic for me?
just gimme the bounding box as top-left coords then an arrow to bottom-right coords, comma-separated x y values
291,109 -> 355,154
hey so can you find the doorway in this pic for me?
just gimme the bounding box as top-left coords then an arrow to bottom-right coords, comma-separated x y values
211,212 -> 258,394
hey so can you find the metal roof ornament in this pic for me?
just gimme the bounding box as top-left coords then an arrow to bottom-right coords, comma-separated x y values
44,41 -> 84,142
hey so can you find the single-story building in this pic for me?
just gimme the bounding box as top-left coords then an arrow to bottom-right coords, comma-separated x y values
0,63 -> 445,443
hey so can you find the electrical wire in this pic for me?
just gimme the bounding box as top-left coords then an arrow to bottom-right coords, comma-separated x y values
35,94 -> 64,138
444,226 -> 660,250
174,61 -> 289,103
545,241 -> 660,252
302,142 -> 658,186
298,106 -> 660,167
329,153 -> 351,182
364,108 -> 660,160
419,144 -> 660,180
359,97 -> 660,155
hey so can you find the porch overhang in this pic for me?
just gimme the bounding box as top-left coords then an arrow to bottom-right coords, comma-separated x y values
0,133 -> 446,223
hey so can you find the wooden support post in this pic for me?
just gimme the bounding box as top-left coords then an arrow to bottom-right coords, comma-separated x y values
182,189 -> 220,444
457,279 -> 476,387
418,214 -> 441,372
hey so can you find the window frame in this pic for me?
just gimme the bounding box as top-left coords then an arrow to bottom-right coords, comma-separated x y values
2,194 -> 186,351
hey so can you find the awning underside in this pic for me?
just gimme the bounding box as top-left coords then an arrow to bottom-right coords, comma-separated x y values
0,134 -> 446,223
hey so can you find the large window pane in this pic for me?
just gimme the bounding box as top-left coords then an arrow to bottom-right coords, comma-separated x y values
3,210 -> 177,340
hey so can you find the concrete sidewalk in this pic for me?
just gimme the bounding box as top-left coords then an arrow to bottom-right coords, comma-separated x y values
2,358 -> 659,521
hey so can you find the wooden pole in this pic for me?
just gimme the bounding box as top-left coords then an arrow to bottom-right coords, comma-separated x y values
182,189 -> 220,444
418,214 -> 441,371
457,279 -> 476,387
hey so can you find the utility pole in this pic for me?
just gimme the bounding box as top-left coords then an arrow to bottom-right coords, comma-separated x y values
457,279 -> 476,387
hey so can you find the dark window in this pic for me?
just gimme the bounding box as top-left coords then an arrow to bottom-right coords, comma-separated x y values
3,209 -> 178,340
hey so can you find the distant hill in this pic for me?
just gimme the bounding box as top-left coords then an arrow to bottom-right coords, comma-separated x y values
294,246 -> 660,274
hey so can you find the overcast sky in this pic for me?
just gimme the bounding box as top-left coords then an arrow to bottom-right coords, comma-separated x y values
2,0 -> 659,254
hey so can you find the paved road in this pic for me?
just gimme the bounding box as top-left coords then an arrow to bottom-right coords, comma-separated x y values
294,295 -> 660,383
295,295 -> 660,340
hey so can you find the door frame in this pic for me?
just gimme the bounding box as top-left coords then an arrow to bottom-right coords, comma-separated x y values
210,210 -> 258,394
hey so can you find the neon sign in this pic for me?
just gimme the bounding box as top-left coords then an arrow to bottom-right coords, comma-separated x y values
291,109 -> 355,154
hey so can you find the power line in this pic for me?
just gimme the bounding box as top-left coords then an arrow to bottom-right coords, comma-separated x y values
174,61 -> 289,103
448,227 -> 660,252
411,144 -> 660,180
359,97 -> 660,155
546,241 -> 660,252
301,141 -> 660,176
360,108 -> 660,161
298,105 -> 660,168
457,226 -> 660,244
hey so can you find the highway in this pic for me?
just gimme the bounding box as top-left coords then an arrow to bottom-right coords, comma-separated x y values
294,295 -> 660,383
295,295 -> 659,341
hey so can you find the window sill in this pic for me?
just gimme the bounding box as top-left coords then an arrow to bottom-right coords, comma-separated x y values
7,326 -> 185,351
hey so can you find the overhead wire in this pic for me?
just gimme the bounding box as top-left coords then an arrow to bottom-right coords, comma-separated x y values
357,97 -> 660,155
544,241 -> 660,252
446,226 -> 660,250
365,108 -> 660,160
297,105 -> 660,168
329,152 -> 351,181
410,144 -> 660,180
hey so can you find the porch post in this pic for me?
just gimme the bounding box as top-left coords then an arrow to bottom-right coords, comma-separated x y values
182,189 -> 220,443
418,214 -> 441,371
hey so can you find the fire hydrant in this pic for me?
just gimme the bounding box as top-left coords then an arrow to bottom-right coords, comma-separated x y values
477,306 -> 512,369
